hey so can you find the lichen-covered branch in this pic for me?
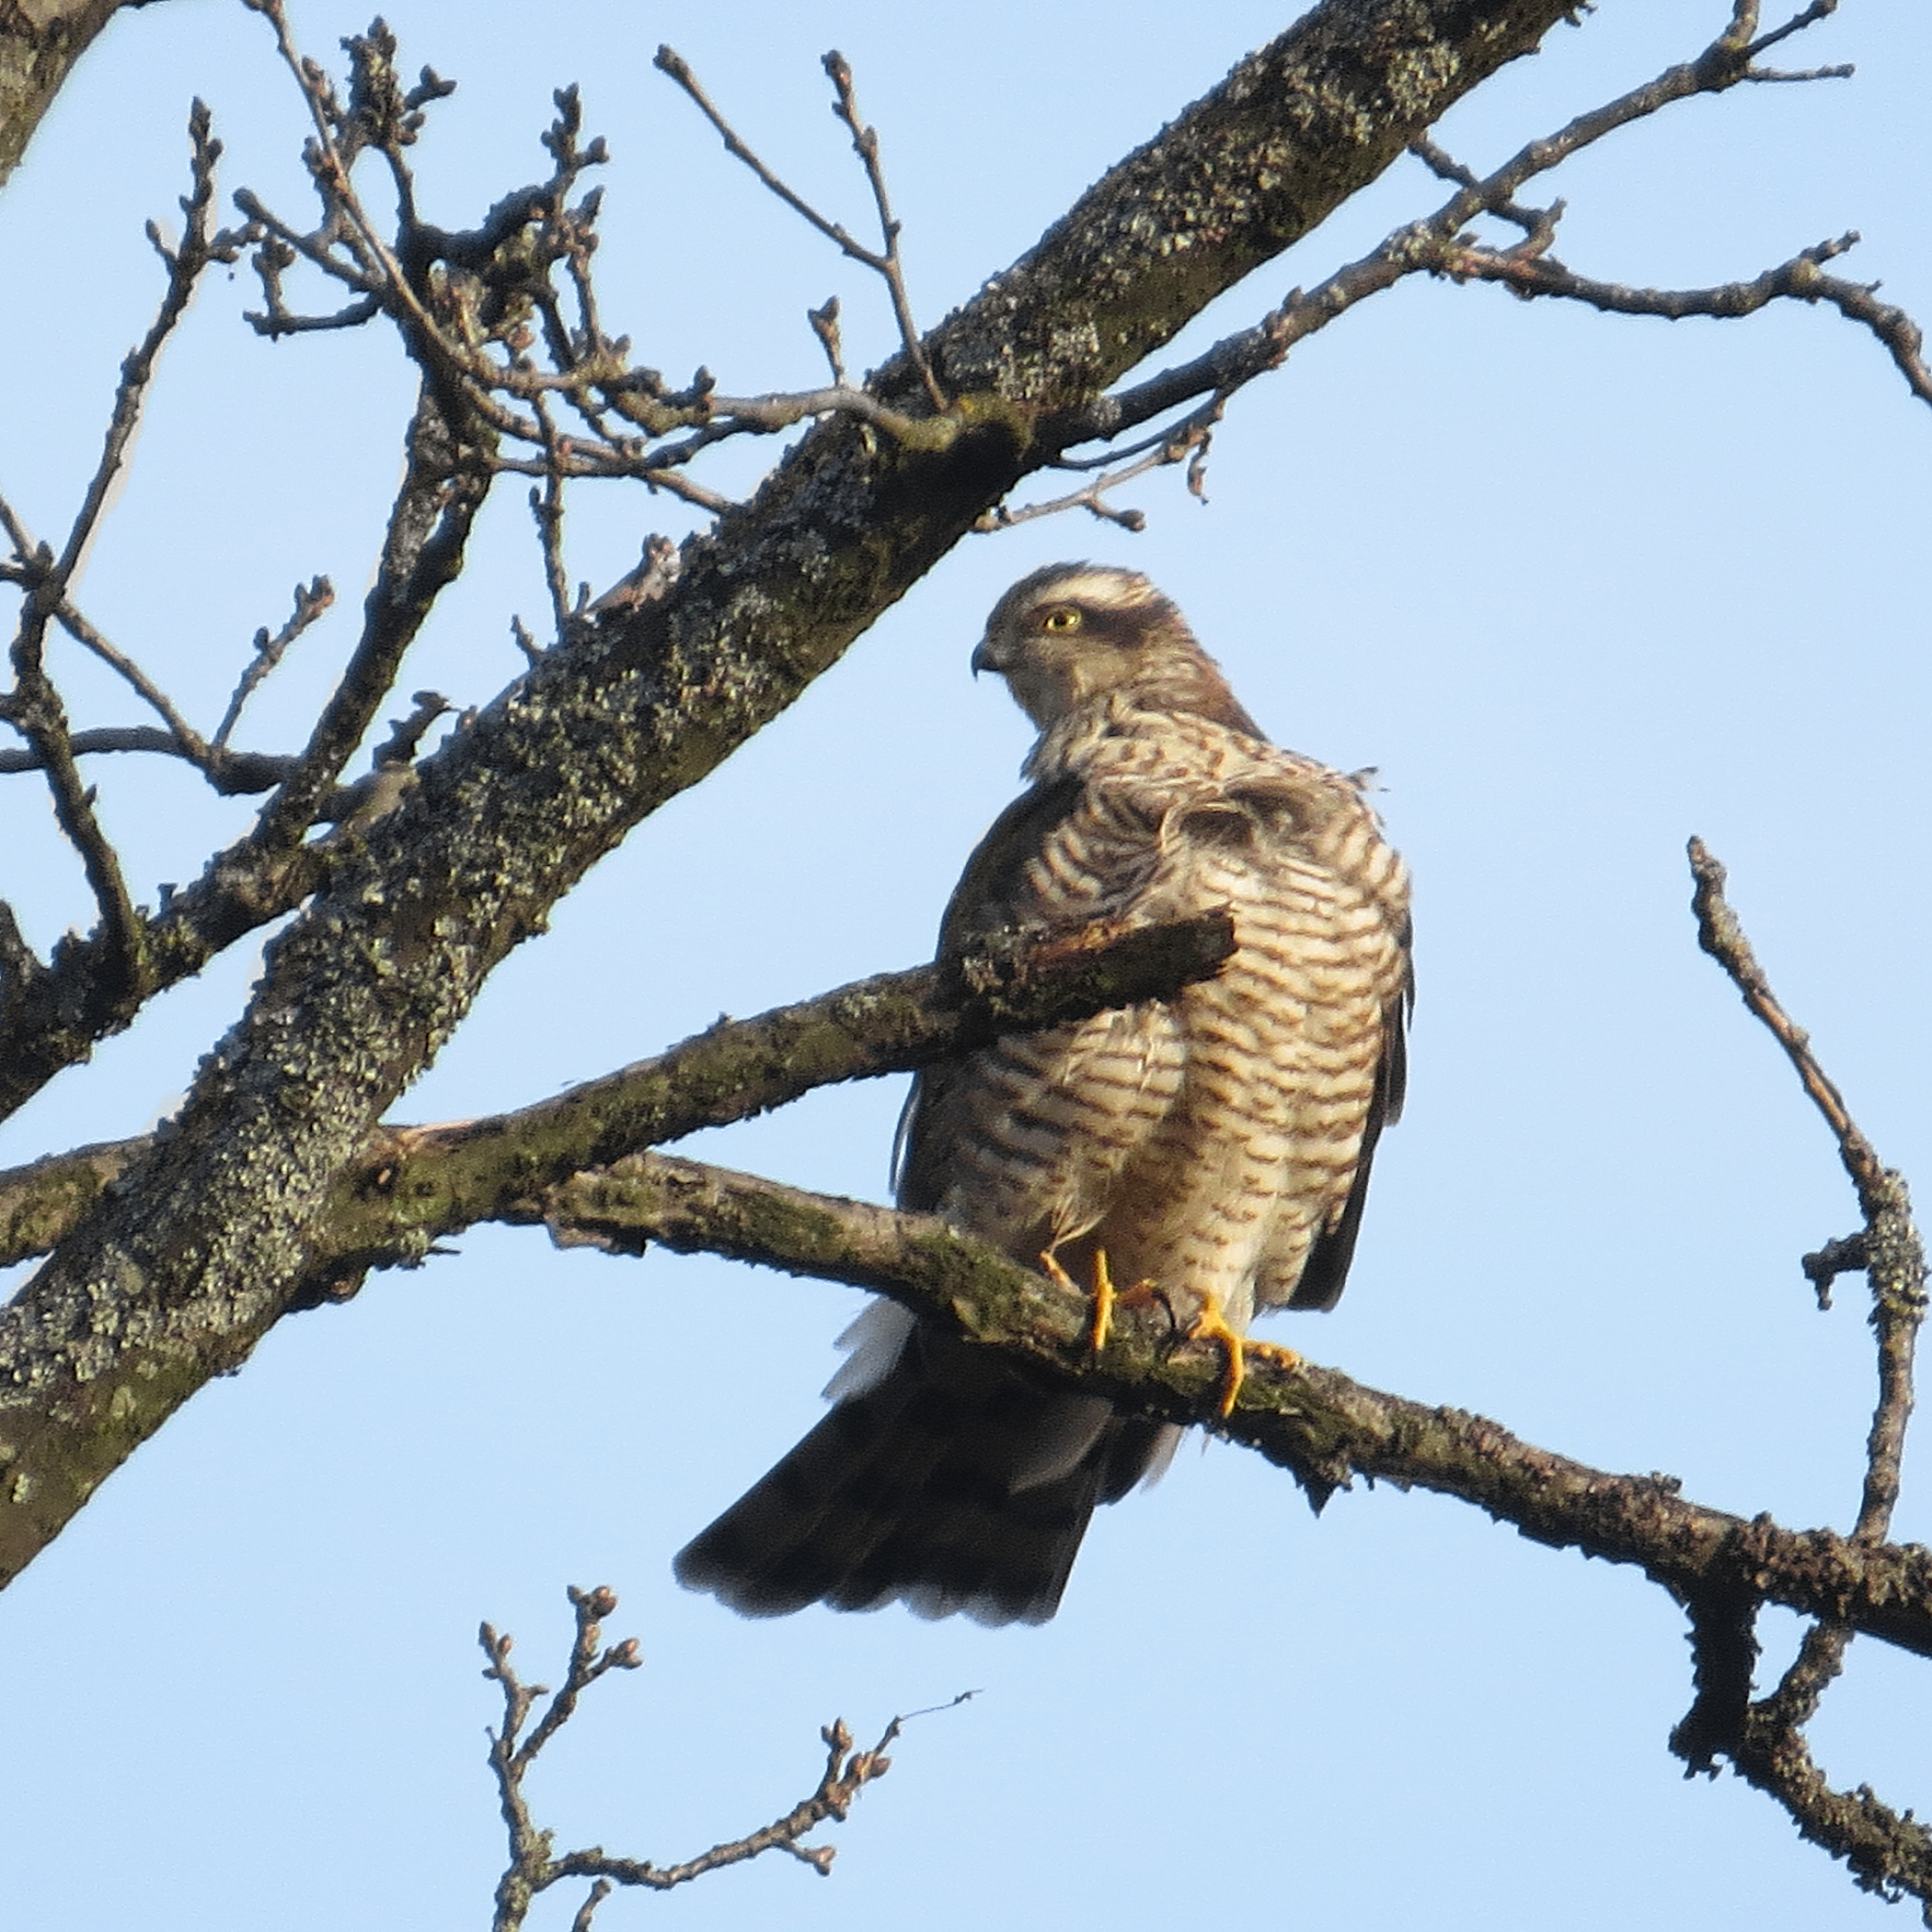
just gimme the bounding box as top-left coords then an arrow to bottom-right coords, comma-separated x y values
0,0 -> 134,189
533,1147 -> 1932,1670
0,912 -> 1236,1275
0,0 -> 1590,1593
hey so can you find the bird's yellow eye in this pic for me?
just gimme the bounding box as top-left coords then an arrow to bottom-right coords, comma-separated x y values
1042,607 -> 1082,634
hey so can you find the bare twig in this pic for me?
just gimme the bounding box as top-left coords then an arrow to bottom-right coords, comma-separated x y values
245,383 -> 491,852
0,727 -> 308,794
1,608 -> 149,1001
0,102 -> 245,997
821,50 -> 945,410
527,396 -> 575,639
1672,839 -> 1930,1908
1688,840 -> 1926,1543
978,406 -> 1221,532
1686,835 -> 1885,1208
213,577 -> 334,751
1441,234 -> 1932,405
484,1586 -> 895,1929
51,602 -> 208,758
40,103 -> 246,620
654,44 -> 944,409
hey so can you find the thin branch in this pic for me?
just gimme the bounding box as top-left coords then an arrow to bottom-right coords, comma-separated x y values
653,45 -> 943,410
50,602 -> 208,759
1044,0 -> 1917,492
484,1586 -> 894,1929
1745,0 -> 1844,66
246,382 -> 491,852
1442,235 -> 1932,406
0,104 -> 243,1001
1734,1624 -> 1932,1915
1689,840 -> 1926,1542
212,576 -> 335,752
0,727 -> 303,793
527,396 -> 575,640
240,3 -> 445,354
1689,839 -> 1900,1234
821,51 -> 945,410
978,406 -> 1220,532
2,611 -> 149,1001
42,102 -> 245,612
1665,839 -> 1931,1908
546,1714 -> 895,1894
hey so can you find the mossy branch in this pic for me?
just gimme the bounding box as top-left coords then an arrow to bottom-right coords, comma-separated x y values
0,911 -> 1234,1276
539,1146 -> 1932,1672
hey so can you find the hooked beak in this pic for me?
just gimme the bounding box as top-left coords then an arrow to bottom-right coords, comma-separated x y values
970,632 -> 1007,676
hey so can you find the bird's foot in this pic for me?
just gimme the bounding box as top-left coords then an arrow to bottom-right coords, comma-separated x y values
1189,1295 -> 1301,1419
1041,1247 -> 1156,1356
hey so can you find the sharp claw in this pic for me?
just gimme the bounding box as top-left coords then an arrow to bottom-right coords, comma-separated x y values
1188,1294 -> 1300,1418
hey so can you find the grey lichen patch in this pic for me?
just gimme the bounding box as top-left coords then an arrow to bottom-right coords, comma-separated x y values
0,0 -> 1585,1592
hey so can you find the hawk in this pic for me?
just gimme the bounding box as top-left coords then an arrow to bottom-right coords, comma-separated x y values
676,563 -> 1411,1624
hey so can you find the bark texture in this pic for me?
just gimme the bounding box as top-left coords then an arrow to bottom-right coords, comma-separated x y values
0,0 -> 136,188
0,0 -> 1585,1588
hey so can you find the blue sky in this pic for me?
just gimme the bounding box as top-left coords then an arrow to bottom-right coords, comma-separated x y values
2,2 -> 1928,1927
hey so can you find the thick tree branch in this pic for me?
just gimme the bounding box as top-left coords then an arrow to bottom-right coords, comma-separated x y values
0,0 -> 139,189
534,1148 -> 1932,1668
0,913 -> 1236,1275
0,0 -> 1591,1591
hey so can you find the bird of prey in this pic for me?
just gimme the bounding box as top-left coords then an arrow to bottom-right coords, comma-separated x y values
675,562 -> 1411,1625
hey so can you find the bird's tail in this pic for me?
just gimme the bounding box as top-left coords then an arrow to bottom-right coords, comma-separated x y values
674,1321 -> 1173,1625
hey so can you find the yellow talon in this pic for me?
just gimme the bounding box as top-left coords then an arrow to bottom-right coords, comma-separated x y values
1041,1247 -> 1152,1357
1090,1249 -> 1117,1354
1189,1298 -> 1303,1419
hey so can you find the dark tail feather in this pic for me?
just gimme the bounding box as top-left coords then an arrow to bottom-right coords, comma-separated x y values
675,1325 -> 1169,1626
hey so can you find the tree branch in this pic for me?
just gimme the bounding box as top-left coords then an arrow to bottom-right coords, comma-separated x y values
0,912 -> 1236,1274
1037,0 -> 1920,512
1667,839 -> 1930,1907
0,0 -> 1591,1591
532,1147 -> 1932,1668
483,1584 -> 896,1928
0,0 -> 137,190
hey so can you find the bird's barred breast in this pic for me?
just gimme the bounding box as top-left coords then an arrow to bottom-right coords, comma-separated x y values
947,704 -> 1407,1318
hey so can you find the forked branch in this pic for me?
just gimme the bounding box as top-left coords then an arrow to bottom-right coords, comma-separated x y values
1671,840 -> 1929,1908
484,1586 -> 898,1928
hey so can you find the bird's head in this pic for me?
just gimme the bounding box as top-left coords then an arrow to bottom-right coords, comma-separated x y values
972,563 -> 1259,736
